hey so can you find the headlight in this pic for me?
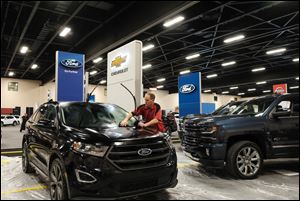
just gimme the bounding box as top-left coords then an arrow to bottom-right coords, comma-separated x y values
72,142 -> 109,157
202,126 -> 219,134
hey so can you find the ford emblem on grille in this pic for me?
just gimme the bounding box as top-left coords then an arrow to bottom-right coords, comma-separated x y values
137,148 -> 152,156
179,84 -> 196,94
61,59 -> 82,68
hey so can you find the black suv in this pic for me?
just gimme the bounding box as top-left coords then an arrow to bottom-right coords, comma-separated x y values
181,93 -> 299,179
22,101 -> 177,199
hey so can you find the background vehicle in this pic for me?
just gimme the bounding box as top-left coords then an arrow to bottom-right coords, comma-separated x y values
181,93 -> 299,179
14,115 -> 22,124
22,101 -> 177,200
178,100 -> 245,141
1,115 -> 18,126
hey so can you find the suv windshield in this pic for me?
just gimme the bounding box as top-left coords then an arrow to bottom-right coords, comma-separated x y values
231,97 -> 275,116
60,103 -> 136,128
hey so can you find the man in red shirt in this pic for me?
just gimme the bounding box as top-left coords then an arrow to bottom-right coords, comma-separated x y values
120,92 -> 165,133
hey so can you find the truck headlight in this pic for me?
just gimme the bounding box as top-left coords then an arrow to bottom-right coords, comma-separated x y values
202,126 -> 219,134
72,142 -> 109,157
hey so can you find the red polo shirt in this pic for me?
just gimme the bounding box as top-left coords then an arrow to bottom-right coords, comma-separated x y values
132,103 -> 165,133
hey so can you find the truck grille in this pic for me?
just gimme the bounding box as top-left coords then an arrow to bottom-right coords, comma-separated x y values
182,124 -> 215,146
107,138 -> 170,171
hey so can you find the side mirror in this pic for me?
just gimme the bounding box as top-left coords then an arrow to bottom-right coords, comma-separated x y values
272,110 -> 291,118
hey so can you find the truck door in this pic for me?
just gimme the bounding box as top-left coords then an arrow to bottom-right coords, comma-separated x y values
268,96 -> 299,157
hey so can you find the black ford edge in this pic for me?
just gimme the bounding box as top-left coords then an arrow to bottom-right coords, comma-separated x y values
22,101 -> 177,200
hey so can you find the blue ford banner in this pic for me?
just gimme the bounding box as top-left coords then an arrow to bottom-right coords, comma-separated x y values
178,72 -> 201,117
56,51 -> 85,101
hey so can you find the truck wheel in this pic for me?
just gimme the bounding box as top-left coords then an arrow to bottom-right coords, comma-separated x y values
226,141 -> 263,179
22,142 -> 35,173
49,159 -> 68,200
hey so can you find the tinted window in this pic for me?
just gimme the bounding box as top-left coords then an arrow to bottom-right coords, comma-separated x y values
232,97 -> 275,116
60,103 -> 136,128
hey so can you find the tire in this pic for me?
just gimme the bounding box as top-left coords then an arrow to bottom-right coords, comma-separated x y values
22,142 -> 35,173
13,121 -> 17,126
226,141 -> 263,179
49,159 -> 68,200
1,122 -> 3,127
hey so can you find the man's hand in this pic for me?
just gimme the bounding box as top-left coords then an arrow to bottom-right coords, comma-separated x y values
138,122 -> 147,128
120,119 -> 128,127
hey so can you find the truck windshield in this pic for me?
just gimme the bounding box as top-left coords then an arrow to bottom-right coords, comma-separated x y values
212,101 -> 244,115
231,97 -> 275,116
60,103 -> 136,128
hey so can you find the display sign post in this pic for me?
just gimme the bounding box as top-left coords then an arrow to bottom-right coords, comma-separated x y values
55,51 -> 85,102
178,72 -> 202,117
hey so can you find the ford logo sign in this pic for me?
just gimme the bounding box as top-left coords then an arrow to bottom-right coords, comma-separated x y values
61,59 -> 82,68
180,84 -> 196,94
137,148 -> 152,156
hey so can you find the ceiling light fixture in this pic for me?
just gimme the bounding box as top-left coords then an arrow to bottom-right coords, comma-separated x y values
266,48 -> 286,55
142,44 -> 154,51
289,86 -> 299,89
157,85 -> 164,89
149,88 -> 157,91
59,27 -> 71,37
222,61 -> 236,67
230,86 -> 239,90
252,67 -> 266,72
93,57 -> 103,63
20,46 -> 28,54
263,90 -> 271,93
163,16 -> 185,27
100,80 -> 107,84
237,93 -> 245,96
224,34 -> 245,43
222,91 -> 229,94
256,81 -> 267,85
248,88 -> 256,91
157,78 -> 166,82
142,64 -> 152,70
8,72 -> 15,76
206,74 -> 218,78
293,58 -> 299,62
203,90 -> 211,93
180,70 -> 190,75
31,64 -> 38,69
89,70 -> 97,75
296,77 -> 299,80
185,53 -> 200,60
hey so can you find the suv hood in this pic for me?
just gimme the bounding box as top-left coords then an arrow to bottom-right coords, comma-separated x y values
63,126 -> 163,143
185,114 -> 256,125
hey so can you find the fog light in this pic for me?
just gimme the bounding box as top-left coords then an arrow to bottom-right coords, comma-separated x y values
75,169 -> 97,183
205,148 -> 210,156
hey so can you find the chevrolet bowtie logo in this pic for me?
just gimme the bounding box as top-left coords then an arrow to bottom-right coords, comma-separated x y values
111,56 -> 126,67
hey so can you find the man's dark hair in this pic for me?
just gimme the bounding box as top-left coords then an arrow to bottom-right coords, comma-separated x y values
146,92 -> 156,101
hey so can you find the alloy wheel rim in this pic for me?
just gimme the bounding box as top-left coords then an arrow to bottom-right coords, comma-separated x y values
50,163 -> 63,200
236,146 -> 260,177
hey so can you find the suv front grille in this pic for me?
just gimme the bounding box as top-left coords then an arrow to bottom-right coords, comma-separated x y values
182,124 -> 215,147
107,138 -> 170,171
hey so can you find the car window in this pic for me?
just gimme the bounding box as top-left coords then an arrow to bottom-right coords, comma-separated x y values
1,116 -> 4,119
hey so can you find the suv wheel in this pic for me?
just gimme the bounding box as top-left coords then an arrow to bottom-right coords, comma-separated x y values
49,159 -> 68,200
22,142 -> 34,173
13,121 -> 17,126
227,141 -> 263,179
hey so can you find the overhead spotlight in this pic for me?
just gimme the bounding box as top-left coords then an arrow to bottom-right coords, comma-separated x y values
230,86 -> 239,90
256,81 -> 267,85
157,85 -> 164,89
222,61 -> 236,67
263,90 -> 271,93
266,48 -> 286,55
93,57 -> 103,63
20,46 -> 28,54
89,70 -> 97,75
293,58 -> 299,62
59,27 -> 71,37
206,74 -> 218,78
8,72 -> 15,76
289,86 -> 299,89
185,53 -> 200,60
142,64 -> 152,70
163,16 -> 185,27
100,80 -> 107,84
180,70 -> 190,75
237,93 -> 245,96
31,64 -> 38,69
248,88 -> 256,91
224,34 -> 245,43
203,90 -> 211,93
252,67 -> 265,72
142,44 -> 154,51
157,78 -> 166,82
